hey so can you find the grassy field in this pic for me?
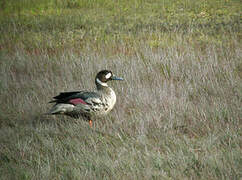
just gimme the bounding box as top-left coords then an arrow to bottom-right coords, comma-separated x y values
0,0 -> 241,179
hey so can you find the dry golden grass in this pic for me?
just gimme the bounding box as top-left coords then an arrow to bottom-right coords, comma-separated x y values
1,39 -> 241,179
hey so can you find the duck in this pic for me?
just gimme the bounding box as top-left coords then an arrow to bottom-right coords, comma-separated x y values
47,70 -> 124,127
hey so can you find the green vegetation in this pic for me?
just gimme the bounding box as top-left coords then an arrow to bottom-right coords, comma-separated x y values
0,0 -> 241,54
0,0 -> 241,179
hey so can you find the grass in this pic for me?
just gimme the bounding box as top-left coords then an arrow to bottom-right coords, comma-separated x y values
0,0 -> 241,179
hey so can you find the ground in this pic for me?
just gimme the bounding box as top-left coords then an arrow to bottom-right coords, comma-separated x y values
0,0 -> 241,179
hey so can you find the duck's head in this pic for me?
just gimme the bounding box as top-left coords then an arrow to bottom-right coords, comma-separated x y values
95,70 -> 124,88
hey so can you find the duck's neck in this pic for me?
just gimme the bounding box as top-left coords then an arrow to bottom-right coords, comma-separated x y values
95,79 -> 111,92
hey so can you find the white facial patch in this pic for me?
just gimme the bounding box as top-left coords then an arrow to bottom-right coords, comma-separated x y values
96,78 -> 108,87
105,72 -> 112,79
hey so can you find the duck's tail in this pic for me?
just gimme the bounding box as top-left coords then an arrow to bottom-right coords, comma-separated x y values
46,103 -> 75,115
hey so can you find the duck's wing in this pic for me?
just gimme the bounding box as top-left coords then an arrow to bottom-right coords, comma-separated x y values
52,91 -> 81,100
49,91 -> 102,106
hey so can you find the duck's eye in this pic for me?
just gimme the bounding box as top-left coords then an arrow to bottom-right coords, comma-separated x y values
105,72 -> 112,79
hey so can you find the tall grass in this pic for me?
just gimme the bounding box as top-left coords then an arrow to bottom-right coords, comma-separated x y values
0,0 -> 241,179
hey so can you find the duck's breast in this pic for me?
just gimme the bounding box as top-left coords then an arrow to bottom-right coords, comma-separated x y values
103,88 -> 116,114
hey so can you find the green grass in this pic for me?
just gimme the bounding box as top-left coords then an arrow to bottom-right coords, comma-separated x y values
0,0 -> 241,179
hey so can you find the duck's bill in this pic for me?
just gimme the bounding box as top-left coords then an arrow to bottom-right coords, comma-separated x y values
111,76 -> 124,81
